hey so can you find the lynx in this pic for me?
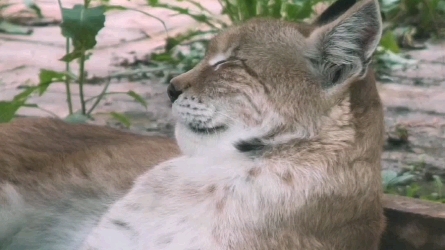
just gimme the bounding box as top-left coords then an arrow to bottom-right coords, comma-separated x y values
0,118 -> 179,250
80,0 -> 386,249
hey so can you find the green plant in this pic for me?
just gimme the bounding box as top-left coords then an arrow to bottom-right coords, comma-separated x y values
382,169 -> 416,192
1,0 -> 441,126
372,0 -> 445,77
422,175 -> 445,203
0,0 -> 156,126
382,165 -> 445,204
380,0 -> 445,38
148,0 -> 326,31
219,0 -> 328,24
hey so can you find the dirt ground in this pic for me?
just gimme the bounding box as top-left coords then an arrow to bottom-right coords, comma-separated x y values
1,0 -> 445,177
379,41 -> 445,179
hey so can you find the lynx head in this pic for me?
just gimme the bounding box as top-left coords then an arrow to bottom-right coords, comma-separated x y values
168,0 -> 382,156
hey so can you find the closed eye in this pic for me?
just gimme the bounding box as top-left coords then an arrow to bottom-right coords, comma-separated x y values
213,60 -> 228,70
212,57 -> 242,70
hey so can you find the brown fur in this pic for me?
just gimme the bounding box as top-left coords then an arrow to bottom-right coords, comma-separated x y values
166,0 -> 386,249
0,117 -> 180,204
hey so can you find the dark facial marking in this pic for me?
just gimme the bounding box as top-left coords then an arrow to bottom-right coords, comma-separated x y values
188,124 -> 227,134
234,138 -> 266,154
240,59 -> 270,94
240,92 -> 262,117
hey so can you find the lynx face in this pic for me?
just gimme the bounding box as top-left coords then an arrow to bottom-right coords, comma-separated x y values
169,0 -> 382,157
170,23 -> 319,156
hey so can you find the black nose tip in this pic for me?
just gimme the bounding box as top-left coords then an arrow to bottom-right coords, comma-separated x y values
167,84 -> 182,103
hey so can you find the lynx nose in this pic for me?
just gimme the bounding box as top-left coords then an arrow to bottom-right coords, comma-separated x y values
167,83 -> 182,103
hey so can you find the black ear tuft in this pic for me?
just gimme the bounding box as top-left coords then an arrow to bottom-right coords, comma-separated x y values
234,138 -> 266,154
314,0 -> 358,26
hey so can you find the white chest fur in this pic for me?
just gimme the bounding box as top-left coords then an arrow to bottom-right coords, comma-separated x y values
79,150 -> 317,250
80,154 -> 249,249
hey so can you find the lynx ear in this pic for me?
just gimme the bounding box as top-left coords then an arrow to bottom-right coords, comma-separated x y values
306,0 -> 382,88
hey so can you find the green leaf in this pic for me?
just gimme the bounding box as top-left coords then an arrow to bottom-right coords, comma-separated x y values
0,101 -> 24,123
60,5 -> 106,62
183,0 -> 214,15
96,0 -> 110,4
382,170 -> 415,191
38,69 -> 66,95
110,112 -> 131,128
60,50 -> 83,62
434,175 -> 444,188
64,113 -> 90,124
0,86 -> 40,122
151,52 -> 177,63
376,48 -> 417,71
13,87 -> 36,102
380,31 -> 400,53
438,0 -> 445,12
127,91 -> 147,108
392,173 -> 415,185
382,169 -> 398,189
433,175 -> 443,197
148,0 -> 159,5
21,103 -> 39,108
0,21 -> 33,35
104,5 -> 167,34
23,0 -> 44,18
406,184 -> 420,197
149,2 -> 216,28
380,0 -> 400,16
164,29 -> 212,51
298,0 -> 314,20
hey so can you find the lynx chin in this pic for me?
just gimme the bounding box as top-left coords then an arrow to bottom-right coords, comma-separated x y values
81,0 -> 386,249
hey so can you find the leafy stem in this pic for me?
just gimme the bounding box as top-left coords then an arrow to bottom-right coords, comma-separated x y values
78,48 -> 87,115
65,38 -> 73,115
86,79 -> 111,116
84,0 -> 90,9
57,0 -> 73,115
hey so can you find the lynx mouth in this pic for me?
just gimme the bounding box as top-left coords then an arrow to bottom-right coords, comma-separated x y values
188,124 -> 227,134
